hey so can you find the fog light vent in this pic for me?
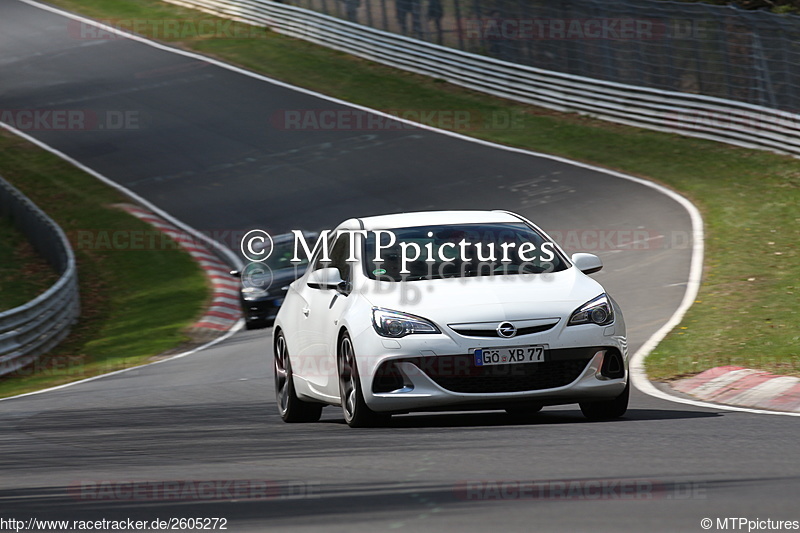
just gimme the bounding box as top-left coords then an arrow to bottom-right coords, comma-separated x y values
600,349 -> 625,379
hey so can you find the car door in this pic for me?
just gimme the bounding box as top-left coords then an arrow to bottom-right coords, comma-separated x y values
295,232 -> 354,399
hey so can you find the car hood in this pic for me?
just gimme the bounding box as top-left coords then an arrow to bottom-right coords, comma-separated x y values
357,267 -> 606,324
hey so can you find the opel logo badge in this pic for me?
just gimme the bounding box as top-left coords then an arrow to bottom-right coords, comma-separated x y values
496,322 -> 517,338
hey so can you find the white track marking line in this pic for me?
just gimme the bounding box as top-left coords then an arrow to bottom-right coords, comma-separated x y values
194,315 -> 239,326
0,319 -> 243,403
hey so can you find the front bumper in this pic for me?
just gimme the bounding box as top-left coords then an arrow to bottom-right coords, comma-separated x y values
242,297 -> 284,324
365,348 -> 626,413
348,329 -> 627,413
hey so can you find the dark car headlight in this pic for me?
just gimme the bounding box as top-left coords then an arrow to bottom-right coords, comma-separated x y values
568,294 -> 614,326
242,287 -> 270,301
372,308 -> 440,338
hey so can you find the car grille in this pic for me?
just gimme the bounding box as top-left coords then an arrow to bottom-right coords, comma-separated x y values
449,323 -> 557,338
373,349 -> 598,394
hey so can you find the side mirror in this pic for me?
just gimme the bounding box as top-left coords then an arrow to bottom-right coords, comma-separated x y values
307,267 -> 345,290
571,253 -> 603,275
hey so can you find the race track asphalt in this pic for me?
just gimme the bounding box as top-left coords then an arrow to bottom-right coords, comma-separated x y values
1,2 -> 797,531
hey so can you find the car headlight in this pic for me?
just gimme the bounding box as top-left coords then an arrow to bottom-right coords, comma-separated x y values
372,308 -> 440,338
242,287 -> 270,301
568,294 -> 614,326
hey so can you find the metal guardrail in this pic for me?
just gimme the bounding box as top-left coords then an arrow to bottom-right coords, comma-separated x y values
282,0 -> 800,115
0,176 -> 79,377
167,0 -> 800,157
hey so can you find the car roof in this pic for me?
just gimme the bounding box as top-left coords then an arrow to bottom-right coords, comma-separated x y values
356,210 -> 523,230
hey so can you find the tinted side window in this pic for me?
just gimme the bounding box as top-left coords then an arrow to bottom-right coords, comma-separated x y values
313,233 -> 351,282
330,234 -> 351,282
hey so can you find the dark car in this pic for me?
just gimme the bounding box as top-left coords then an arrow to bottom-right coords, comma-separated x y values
232,232 -> 315,329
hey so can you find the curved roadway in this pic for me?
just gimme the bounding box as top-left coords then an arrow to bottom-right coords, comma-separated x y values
1,1 -> 798,531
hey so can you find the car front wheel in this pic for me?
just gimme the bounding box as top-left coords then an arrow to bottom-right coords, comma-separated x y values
579,380 -> 630,420
505,403 -> 543,419
338,332 -> 390,428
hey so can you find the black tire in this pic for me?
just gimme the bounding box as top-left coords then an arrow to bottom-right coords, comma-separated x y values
505,404 -> 544,418
338,332 -> 390,428
274,332 -> 323,423
579,380 -> 630,420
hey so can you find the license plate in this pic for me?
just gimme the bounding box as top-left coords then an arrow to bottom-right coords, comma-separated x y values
474,345 -> 547,366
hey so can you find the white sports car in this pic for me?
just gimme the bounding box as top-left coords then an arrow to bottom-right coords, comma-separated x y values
272,210 -> 628,427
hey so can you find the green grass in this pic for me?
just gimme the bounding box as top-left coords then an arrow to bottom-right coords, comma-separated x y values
0,215 -> 59,312
0,130 -> 209,397
35,0 -> 800,381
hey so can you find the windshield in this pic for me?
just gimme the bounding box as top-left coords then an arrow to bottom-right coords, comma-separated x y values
266,238 -> 309,270
363,222 -> 568,281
